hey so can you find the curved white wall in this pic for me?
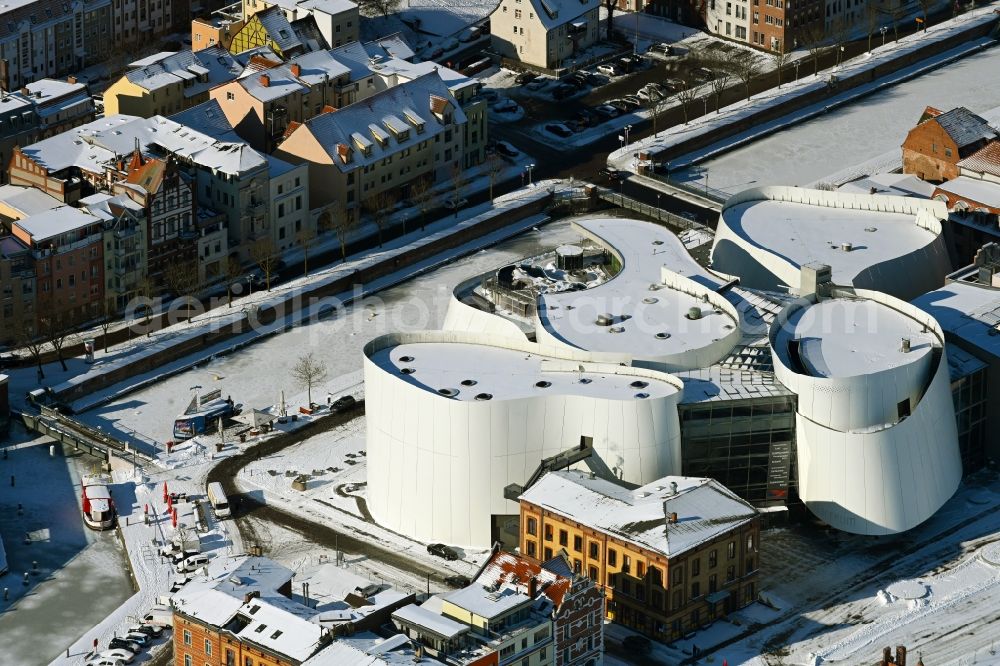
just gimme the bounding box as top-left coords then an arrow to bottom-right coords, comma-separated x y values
363,330 -> 685,548
769,289 -> 962,535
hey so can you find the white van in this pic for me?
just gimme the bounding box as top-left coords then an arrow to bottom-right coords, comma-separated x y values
175,553 -> 211,574
206,482 -> 231,519
143,606 -> 174,628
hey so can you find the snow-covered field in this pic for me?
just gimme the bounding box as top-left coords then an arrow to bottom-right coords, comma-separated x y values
687,45 -> 1000,192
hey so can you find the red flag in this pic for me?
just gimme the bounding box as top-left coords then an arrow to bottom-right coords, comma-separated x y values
144,503 -> 149,515
171,508 -> 178,528
163,481 -> 169,502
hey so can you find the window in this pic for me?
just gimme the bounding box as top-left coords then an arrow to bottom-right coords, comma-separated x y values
589,565 -> 598,581
637,561 -> 644,578
184,656 -> 192,666
709,574 -> 717,593
226,91 -> 234,100
608,549 -> 617,567
559,529 -> 568,547
672,566 -> 683,586
527,540 -> 536,557
573,535 -> 582,552
692,558 -> 700,576
672,590 -> 683,609
746,557 -> 755,575
622,555 -> 631,574
183,630 -> 192,646
945,147 -> 953,157
709,549 -> 718,568
650,566 -> 662,586
728,542 -> 736,559
747,535 -> 754,551
691,581 -> 700,598
898,398 -> 911,419
544,547 -> 553,560
727,565 -> 736,582
527,517 -> 537,535
589,542 -> 599,559
545,524 -> 553,541
204,639 -> 212,655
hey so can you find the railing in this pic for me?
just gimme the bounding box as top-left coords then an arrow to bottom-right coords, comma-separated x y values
595,187 -> 711,233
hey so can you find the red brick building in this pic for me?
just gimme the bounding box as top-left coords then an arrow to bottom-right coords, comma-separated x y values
903,106 -> 999,183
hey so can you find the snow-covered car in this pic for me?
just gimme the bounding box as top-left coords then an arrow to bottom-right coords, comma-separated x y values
142,606 -> 174,628
99,648 -> 135,664
108,638 -> 141,653
174,553 -> 210,574
545,123 -> 574,138
492,99 -> 519,113
443,196 -> 468,210
128,623 -> 163,638
597,63 -> 619,76
593,105 -> 620,119
494,141 -> 519,158
124,633 -> 151,647
85,658 -> 124,666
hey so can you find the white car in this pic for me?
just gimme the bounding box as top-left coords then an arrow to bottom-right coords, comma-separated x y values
443,196 -> 468,210
597,63 -> 620,76
174,553 -> 210,574
85,659 -> 124,666
99,648 -> 135,664
123,633 -> 151,648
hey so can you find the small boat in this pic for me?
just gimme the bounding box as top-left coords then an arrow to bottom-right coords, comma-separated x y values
81,474 -> 116,530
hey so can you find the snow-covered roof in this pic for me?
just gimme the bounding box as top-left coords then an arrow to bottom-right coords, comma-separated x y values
370,340 -> 680,401
12,206 -> 102,242
837,173 -> 937,199
772,297 -> 936,378
240,66 -> 310,102
444,582 -> 531,620
518,0 -> 599,31
537,217 -> 736,363
675,363 -> 793,404
934,176 -> 1000,210
258,6 -> 305,53
930,106 -> 998,149
0,184 -> 64,217
287,49 -> 352,85
233,597 -> 326,662
474,550 -> 572,609
304,633 -> 421,665
19,114 -> 267,176
364,33 -> 415,61
392,604 -> 469,639
297,0 -> 358,15
520,470 -> 757,557
913,281 -> 1000,360
174,587 -> 246,626
328,41 -> 373,80
290,72 -> 465,172
169,99 -> 238,138
124,48 -> 244,97
958,140 -> 1000,179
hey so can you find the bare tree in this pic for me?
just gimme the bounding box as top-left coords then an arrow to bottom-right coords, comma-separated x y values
704,53 -> 734,111
485,152 -> 504,203
290,352 -> 328,407
676,80 -> 698,124
225,256 -> 243,307
99,299 -> 116,353
829,16 -> 851,66
408,176 -> 434,231
322,205 -> 356,261
366,0 -> 402,17
39,312 -> 78,372
916,0 -> 932,30
770,50 -> 790,88
297,226 -> 317,275
15,321 -> 45,380
250,237 -> 279,292
363,189 -> 398,247
449,163 -> 465,216
865,0 -> 882,52
890,3 -> 906,41
164,259 -> 202,318
802,23 -> 828,77
603,0 -> 617,41
730,51 -> 763,101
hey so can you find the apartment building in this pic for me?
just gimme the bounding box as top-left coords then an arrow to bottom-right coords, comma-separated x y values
0,0 -> 113,91
267,156 -> 310,252
276,71 -> 472,220
191,15 -> 245,51
490,0 -> 600,70
80,192 -> 147,312
903,106 -> 999,183
519,470 -> 760,643
103,47 -> 248,117
241,0 -> 359,48
227,5 -> 324,58
112,0 -> 183,49
0,234 -> 35,343
0,78 -> 95,184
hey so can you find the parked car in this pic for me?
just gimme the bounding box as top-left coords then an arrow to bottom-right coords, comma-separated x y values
443,196 -> 468,210
123,633 -> 151,648
480,89 -> 499,103
515,71 -> 537,84
599,168 -> 625,181
607,99 -> 631,113
174,553 -> 211,574
494,141 -> 519,158
99,649 -> 135,664
142,606 -> 174,628
444,574 -> 471,587
128,624 -> 163,638
621,94 -> 642,108
663,78 -> 683,91
492,99 -> 519,113
597,63 -> 619,76
566,71 -> 588,86
593,104 -> 620,119
331,395 -> 356,413
545,123 -> 573,138
616,57 -> 634,73
108,638 -> 142,654
551,83 -> 576,100
427,543 -> 460,560
525,78 -> 549,91
693,66 -> 716,81
85,658 -> 125,666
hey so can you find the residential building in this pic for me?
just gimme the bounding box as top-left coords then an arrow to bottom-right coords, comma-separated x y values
267,155 -> 310,252
0,0 -> 113,91
242,0 -> 359,48
102,47 -> 248,118
519,470 -> 760,642
958,140 -> 1000,184
80,192 -> 148,312
0,234 -> 35,343
903,106 -> 1000,183
276,71 -> 471,222
172,556 -> 414,666
191,15 -> 245,51
489,0 -> 600,70
8,204 -> 105,326
706,0 -> 750,44
302,634 -> 431,665
227,5 -> 325,58
112,0 -> 183,49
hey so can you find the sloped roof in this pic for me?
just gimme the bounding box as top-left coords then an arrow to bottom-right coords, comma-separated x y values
932,107 -> 998,149
475,550 -> 572,610
364,33 -> 415,61
520,470 -> 758,558
958,140 -> 1000,179
257,6 -> 305,53
169,99 -> 238,138
0,184 -> 64,217
524,0 -> 599,31
124,47 -> 245,97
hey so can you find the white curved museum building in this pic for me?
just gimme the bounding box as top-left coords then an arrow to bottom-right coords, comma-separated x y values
363,330 -> 685,547
769,288 -> 962,535
712,186 -> 952,300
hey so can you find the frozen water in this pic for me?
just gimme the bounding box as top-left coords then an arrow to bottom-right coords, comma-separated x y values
693,46 -> 1000,191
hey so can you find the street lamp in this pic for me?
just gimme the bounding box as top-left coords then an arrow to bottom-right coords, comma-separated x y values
836,45 -> 845,67
880,26 -> 888,47
794,60 -> 801,82
623,124 -> 632,146
656,193 -> 662,222
702,96 -> 708,116
246,274 -> 254,298
526,163 -> 535,187
704,168 -> 710,195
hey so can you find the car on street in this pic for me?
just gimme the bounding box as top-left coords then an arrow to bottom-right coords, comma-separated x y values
663,78 -> 683,91
607,99 -> 633,113
544,123 -> 573,138
599,168 -> 625,181
596,63 -> 619,76
492,99 -> 519,113
331,395 -> 356,413
99,649 -> 136,664
593,104 -> 620,119
444,574 -> 471,587
494,141 -> 519,158
525,78 -> 549,91
693,66 -> 717,80
143,606 -> 174,628
174,553 -> 211,574
443,196 -> 468,210
85,658 -> 125,666
622,94 -> 642,108
551,83 -> 576,100
515,71 -> 537,84
427,543 -> 460,560
108,638 -> 142,653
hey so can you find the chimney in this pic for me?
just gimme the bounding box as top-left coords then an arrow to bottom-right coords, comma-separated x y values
67,75 -> 77,84
260,73 -> 270,87
528,576 -> 537,598
669,512 -> 678,524
20,86 -> 28,96
290,63 -> 301,77
841,242 -> 853,252
900,337 -> 911,353
243,590 -> 260,604
670,481 -> 678,495
895,646 -> 907,666
882,647 -> 892,666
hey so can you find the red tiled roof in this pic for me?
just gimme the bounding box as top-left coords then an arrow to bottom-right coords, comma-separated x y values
959,140 -> 1000,178
476,551 -> 571,609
